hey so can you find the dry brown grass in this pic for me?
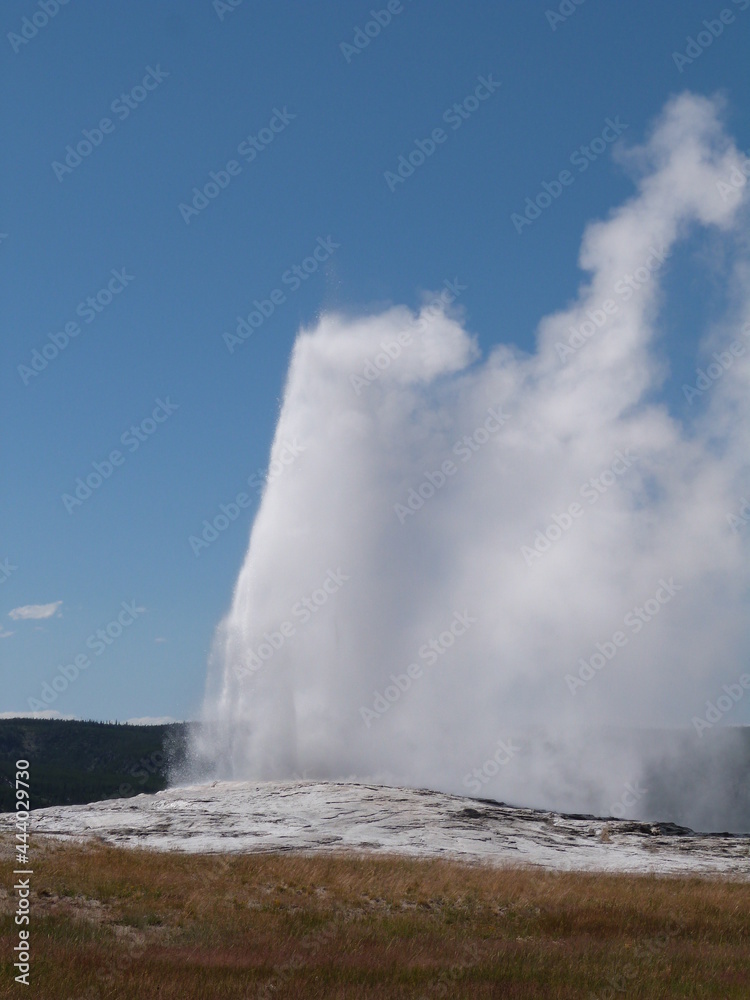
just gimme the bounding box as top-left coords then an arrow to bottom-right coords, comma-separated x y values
1,833 -> 749,997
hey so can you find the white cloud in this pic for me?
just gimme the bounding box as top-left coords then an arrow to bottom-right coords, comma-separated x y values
8,601 -> 62,621
0,628 -> 13,639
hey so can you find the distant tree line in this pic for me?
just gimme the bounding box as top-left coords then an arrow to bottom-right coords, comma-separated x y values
0,718 -> 190,812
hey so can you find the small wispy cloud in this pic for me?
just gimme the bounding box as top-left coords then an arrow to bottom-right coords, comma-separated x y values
8,600 -> 62,621
0,627 -> 13,639
154,636 -> 167,643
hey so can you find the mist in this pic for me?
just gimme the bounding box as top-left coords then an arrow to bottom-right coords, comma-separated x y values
191,93 -> 750,833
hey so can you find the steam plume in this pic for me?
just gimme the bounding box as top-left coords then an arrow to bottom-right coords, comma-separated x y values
193,94 -> 750,832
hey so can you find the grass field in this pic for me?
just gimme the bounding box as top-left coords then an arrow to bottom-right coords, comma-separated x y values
1,834 -> 749,998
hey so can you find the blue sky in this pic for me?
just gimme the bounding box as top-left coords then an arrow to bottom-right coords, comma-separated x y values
2,0 -> 749,722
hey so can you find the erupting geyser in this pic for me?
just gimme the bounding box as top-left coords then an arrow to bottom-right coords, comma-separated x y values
192,94 -> 750,832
